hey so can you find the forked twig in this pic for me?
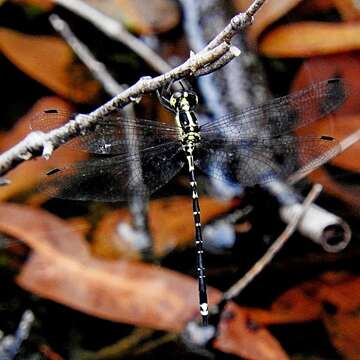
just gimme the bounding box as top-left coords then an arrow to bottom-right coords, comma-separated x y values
49,14 -> 125,95
53,0 -> 171,73
50,14 -> 152,251
0,0 -> 267,178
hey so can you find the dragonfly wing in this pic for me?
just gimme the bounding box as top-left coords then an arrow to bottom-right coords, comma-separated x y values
200,79 -> 346,138
195,136 -> 340,186
37,141 -> 184,201
31,110 -> 179,155
74,115 -> 179,154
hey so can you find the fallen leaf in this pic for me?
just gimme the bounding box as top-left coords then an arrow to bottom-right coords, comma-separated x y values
260,22 -> 360,57
317,272 -> 360,312
83,0 -> 180,35
308,167 -> 360,213
320,273 -> 360,359
244,273 -> 360,326
0,203 -> 289,359
233,0 -> 302,47
67,217 -> 92,237
19,252 -> 213,331
39,344 -> 65,360
245,283 -> 322,325
13,0 -> 55,11
0,202 -> 215,330
296,0 -> 334,16
332,0 -> 360,21
0,28 -> 100,102
213,302 -> 289,360
323,311 -> 360,360
92,196 -> 237,259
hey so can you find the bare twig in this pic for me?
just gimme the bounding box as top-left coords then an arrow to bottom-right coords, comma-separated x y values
0,310 -> 35,360
194,46 -> 241,77
49,14 -> 125,95
221,183 -> 322,302
50,14 -> 152,251
0,0 -> 267,177
205,0 -> 266,51
53,0 -> 171,73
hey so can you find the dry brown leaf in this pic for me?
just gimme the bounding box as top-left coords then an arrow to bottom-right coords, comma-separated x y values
21,251 -> 289,359
296,0 -> 334,15
332,0 -> 360,21
316,272 -> 360,312
92,196 -> 237,259
308,166 -> 360,213
213,302 -> 290,360
245,284 -> 322,325
84,0 -> 179,35
260,22 -> 360,58
320,273 -> 360,359
244,280 -> 322,325
323,312 -> 360,360
0,202 -> 218,331
0,28 -> 100,102
244,273 -> 360,327
19,252 -> 216,331
39,345 -> 65,360
12,0 -> 55,11
0,97 -> 86,201
67,217 -> 92,237
0,203 -> 289,359
233,0 -> 303,47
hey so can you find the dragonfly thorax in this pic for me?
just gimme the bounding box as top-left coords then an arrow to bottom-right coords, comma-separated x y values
176,110 -> 201,149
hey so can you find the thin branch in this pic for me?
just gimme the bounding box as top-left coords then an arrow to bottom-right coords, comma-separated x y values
0,310 -> 34,359
48,15 -> 153,250
49,14 -> 125,95
247,0 -> 267,17
221,183 -> 323,302
205,0 -> 267,51
53,0 -> 171,73
194,46 -> 241,77
0,0 -> 267,177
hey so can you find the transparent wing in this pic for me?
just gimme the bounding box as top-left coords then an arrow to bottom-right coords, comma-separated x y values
37,141 -> 184,201
195,136 -> 340,186
30,109 -> 180,154
200,79 -> 346,138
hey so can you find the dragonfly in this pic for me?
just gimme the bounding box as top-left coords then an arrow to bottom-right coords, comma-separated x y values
32,78 -> 345,326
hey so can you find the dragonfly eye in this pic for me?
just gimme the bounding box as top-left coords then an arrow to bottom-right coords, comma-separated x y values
184,91 -> 198,108
170,90 -> 198,110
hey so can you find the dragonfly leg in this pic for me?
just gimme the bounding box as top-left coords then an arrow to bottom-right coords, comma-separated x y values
157,81 -> 176,113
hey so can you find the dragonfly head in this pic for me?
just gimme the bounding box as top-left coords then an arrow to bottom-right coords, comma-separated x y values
169,90 -> 198,112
